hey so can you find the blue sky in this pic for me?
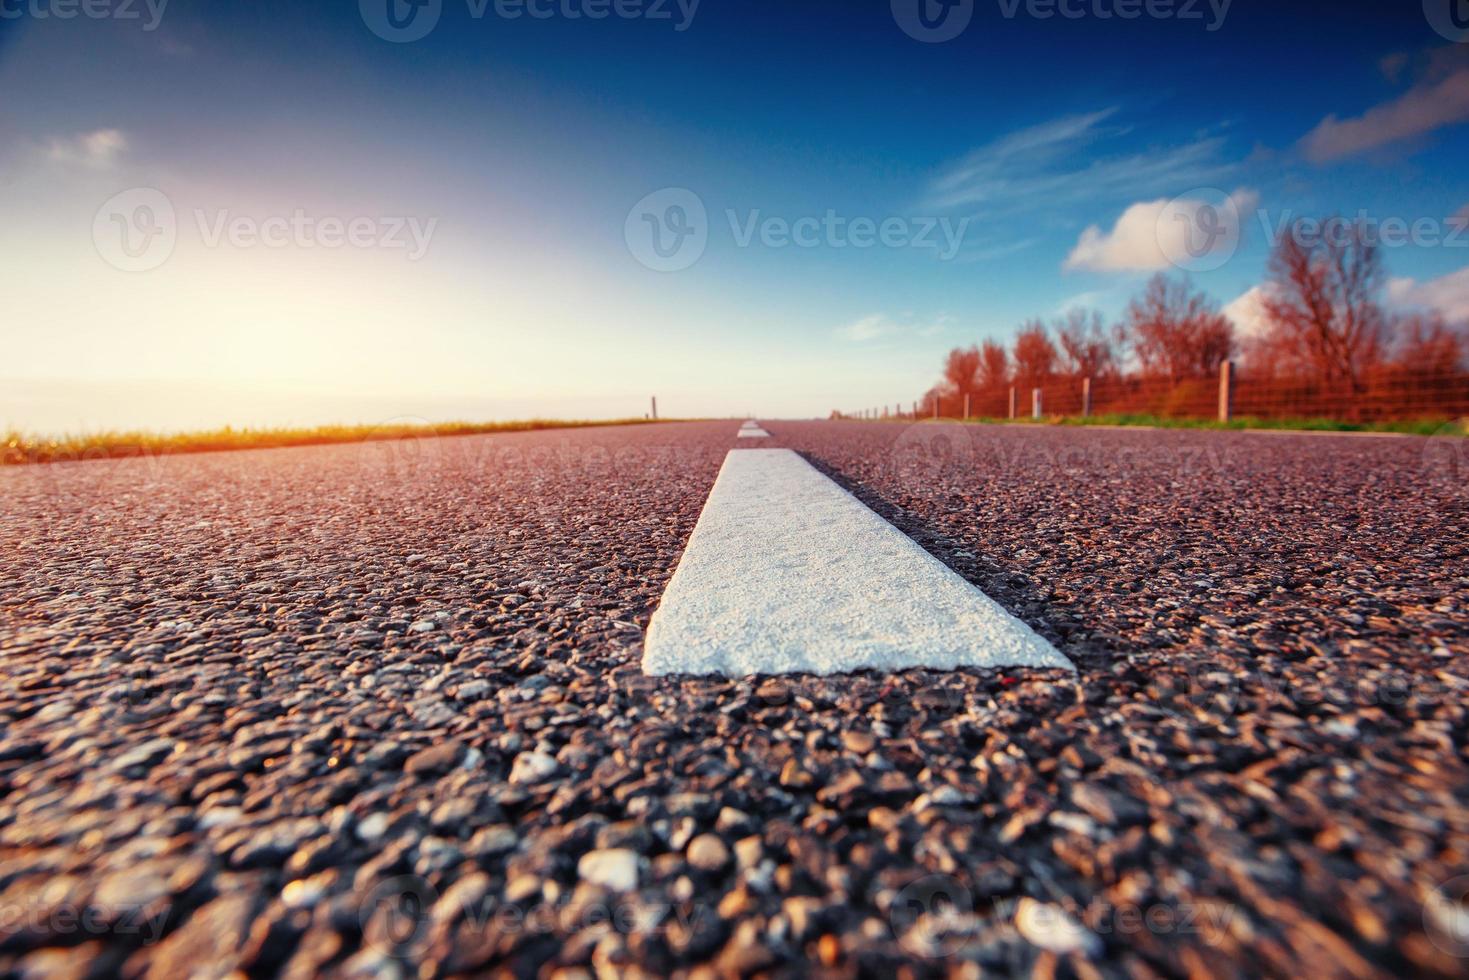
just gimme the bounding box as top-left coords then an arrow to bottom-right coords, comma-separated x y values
3,0 -> 1468,429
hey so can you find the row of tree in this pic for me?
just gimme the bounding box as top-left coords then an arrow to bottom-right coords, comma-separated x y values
922,218 -> 1467,411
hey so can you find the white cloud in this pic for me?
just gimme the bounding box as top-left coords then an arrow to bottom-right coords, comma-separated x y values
1300,69 -> 1469,163
46,129 -> 128,169
1389,268 -> 1469,325
1064,189 -> 1258,273
1223,286 -> 1273,339
835,314 -> 892,343
924,109 -> 1237,215
834,314 -> 950,344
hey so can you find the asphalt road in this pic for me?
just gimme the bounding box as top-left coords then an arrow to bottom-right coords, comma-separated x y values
1,420 -> 1466,978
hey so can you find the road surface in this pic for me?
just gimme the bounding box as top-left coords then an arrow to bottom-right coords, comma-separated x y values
1,420 -> 1466,977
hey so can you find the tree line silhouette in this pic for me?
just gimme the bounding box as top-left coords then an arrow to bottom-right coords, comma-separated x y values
918,218 -> 1468,418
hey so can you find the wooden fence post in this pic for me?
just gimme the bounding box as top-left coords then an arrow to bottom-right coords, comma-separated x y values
1008,386 -> 1017,420
1218,360 -> 1235,423
1081,378 -> 1092,418
1032,388 -> 1043,419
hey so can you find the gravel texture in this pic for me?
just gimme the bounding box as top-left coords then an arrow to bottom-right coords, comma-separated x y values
1,419 -> 1466,978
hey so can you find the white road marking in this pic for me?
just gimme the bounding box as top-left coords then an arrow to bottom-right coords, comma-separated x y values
643,449 -> 1073,676
737,428 -> 770,438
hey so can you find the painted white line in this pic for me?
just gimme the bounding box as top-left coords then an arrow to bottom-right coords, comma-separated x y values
736,428 -> 770,438
643,449 -> 1073,676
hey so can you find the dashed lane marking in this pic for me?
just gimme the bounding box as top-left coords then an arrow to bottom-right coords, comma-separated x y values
643,449 -> 1073,676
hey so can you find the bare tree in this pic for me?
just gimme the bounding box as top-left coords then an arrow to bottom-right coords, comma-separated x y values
1257,218 -> 1387,389
978,340 -> 1009,390
1123,273 -> 1235,383
1054,307 -> 1121,379
1012,320 -> 1058,390
1392,312 -> 1467,376
942,346 -> 981,406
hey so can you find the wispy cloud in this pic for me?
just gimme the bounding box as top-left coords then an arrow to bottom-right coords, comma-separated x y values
46,129 -> 128,169
834,313 -> 951,344
951,236 -> 1042,264
1300,49 -> 1469,163
923,109 -> 1237,215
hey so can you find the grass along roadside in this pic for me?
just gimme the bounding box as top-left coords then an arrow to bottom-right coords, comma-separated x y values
897,413 -> 1468,437
2,418 -> 686,467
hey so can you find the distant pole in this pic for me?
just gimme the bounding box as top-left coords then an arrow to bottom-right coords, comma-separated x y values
963,393 -> 970,420
1032,388 -> 1043,419
1008,386 -> 1017,420
651,396 -> 658,421
912,400 -> 918,419
1081,377 -> 1092,419
1218,360 -> 1235,422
